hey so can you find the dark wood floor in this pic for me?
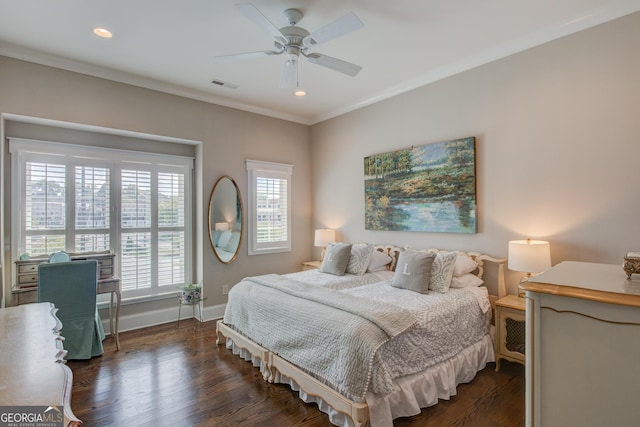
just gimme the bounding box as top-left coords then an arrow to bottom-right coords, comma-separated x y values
68,320 -> 525,426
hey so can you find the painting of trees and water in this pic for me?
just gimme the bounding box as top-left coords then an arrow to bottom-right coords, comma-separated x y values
364,137 -> 476,233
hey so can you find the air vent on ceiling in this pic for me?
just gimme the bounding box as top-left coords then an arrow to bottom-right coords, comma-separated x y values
211,79 -> 239,89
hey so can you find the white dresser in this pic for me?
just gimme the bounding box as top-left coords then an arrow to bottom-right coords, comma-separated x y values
0,302 -> 81,426
521,261 -> 640,427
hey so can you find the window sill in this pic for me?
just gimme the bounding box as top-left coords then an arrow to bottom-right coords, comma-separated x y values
97,291 -> 178,309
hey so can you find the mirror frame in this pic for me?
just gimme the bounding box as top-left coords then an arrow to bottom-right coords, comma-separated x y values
208,176 -> 244,264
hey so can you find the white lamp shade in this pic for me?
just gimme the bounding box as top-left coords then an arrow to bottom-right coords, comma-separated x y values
314,229 -> 335,247
508,240 -> 551,273
215,222 -> 230,231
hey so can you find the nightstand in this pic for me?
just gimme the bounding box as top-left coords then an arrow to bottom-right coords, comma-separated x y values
495,294 -> 526,371
301,260 -> 322,271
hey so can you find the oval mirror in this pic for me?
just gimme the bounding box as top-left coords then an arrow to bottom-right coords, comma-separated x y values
208,176 -> 243,264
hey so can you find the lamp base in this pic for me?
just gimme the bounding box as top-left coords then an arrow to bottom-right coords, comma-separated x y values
517,274 -> 532,298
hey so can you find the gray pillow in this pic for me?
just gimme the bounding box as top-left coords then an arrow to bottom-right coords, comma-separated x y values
319,243 -> 352,276
391,250 -> 436,293
346,243 -> 374,276
429,251 -> 457,293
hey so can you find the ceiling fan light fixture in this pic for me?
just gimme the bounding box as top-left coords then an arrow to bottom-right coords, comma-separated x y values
222,4 -> 364,88
92,27 -> 113,39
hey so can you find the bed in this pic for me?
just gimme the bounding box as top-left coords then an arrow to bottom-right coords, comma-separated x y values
216,244 -> 506,427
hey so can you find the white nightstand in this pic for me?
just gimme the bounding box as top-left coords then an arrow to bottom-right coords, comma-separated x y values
301,260 -> 321,271
494,294 -> 526,371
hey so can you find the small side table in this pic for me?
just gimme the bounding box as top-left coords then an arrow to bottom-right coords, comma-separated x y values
301,260 -> 322,271
176,296 -> 206,330
495,294 -> 526,371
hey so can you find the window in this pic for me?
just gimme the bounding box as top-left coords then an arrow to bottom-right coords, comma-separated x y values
246,159 -> 293,255
11,138 -> 193,298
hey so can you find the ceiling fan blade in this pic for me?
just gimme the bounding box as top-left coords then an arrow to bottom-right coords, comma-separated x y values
279,58 -> 298,89
306,53 -> 362,77
236,3 -> 287,46
302,12 -> 363,48
214,50 -> 282,63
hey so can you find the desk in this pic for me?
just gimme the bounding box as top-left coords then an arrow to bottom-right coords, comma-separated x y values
0,302 -> 82,426
98,277 -> 121,350
12,251 -> 121,350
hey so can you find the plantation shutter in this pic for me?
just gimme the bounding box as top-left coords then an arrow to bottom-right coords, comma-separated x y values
246,160 -> 293,255
75,165 -> 110,252
25,161 -> 66,254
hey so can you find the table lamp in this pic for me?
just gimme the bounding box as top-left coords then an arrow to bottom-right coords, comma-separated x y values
314,229 -> 335,261
215,222 -> 230,232
508,239 -> 551,297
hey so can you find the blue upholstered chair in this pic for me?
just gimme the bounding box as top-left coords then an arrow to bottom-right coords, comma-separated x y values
38,260 -> 105,359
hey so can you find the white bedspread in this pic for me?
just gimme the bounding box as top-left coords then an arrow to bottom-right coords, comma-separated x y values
222,272 -> 491,403
286,269 -> 391,290
346,282 -> 491,393
224,274 -> 417,401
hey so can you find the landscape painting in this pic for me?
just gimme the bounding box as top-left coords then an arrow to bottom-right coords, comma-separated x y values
364,137 -> 476,233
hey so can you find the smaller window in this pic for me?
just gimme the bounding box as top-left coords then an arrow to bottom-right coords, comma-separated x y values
246,159 -> 293,255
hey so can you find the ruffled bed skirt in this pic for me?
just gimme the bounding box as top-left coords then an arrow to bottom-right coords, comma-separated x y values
226,333 -> 495,427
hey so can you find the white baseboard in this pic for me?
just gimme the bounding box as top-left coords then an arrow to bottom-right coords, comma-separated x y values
101,302 -> 226,334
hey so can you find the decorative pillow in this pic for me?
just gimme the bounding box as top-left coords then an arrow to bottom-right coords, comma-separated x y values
346,244 -> 374,275
453,253 -> 478,277
429,251 -> 457,293
450,273 -> 484,288
391,250 -> 436,294
367,250 -> 393,272
216,230 -> 232,248
319,243 -> 352,276
223,231 -> 241,253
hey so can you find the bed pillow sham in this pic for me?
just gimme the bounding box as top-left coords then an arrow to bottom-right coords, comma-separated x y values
346,243 -> 375,276
319,243 -> 352,276
429,251 -> 457,293
367,250 -> 393,272
450,273 -> 484,288
453,253 -> 478,276
391,250 -> 436,294
217,230 -> 232,248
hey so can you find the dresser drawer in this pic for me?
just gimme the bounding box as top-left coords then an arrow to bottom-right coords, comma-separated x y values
17,274 -> 38,286
18,264 -> 39,274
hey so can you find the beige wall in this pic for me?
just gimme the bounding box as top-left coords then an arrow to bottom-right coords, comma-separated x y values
310,12 -> 640,295
1,11 -> 638,314
0,56 -> 312,314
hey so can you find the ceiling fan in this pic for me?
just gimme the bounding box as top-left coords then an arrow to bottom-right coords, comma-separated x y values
215,3 -> 364,89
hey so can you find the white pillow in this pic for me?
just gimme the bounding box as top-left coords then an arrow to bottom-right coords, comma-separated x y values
367,250 -> 392,272
223,231 -> 241,253
429,251 -> 457,293
450,273 -> 484,288
453,254 -> 478,277
346,244 -> 374,275
216,230 -> 232,248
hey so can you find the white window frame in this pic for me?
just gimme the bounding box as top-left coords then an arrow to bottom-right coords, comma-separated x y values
246,159 -> 293,255
10,138 -> 193,298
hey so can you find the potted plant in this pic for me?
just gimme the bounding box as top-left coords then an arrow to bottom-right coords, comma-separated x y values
177,283 -> 202,304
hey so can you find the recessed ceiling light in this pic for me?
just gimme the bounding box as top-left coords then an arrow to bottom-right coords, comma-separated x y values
93,27 -> 113,39
294,90 -> 306,97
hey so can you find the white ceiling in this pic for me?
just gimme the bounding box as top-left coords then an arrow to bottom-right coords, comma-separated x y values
0,1 -> 638,125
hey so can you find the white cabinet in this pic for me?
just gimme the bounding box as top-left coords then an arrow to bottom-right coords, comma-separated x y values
522,261 -> 640,427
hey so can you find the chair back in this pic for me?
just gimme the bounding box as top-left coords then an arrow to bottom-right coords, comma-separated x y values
38,260 -> 98,319
48,251 -> 71,263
